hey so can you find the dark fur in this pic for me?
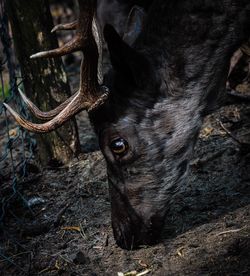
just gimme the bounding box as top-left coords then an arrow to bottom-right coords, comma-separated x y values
97,0 -> 152,35
91,0 -> 250,249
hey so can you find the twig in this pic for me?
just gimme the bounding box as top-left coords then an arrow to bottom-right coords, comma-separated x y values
54,202 -> 71,227
0,251 -> 27,273
137,270 -> 151,276
218,120 -> 243,145
177,247 -> 185,257
216,227 -> 246,236
38,267 -> 51,274
0,251 -> 31,263
58,254 -> 74,265
79,222 -> 88,240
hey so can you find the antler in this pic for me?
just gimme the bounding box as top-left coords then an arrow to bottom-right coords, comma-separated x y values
4,0 -> 108,132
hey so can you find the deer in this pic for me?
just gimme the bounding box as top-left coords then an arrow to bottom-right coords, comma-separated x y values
97,0 -> 152,36
4,0 -> 250,249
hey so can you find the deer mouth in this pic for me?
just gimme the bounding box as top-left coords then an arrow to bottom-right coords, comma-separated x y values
112,215 -> 162,250
109,180 -> 164,249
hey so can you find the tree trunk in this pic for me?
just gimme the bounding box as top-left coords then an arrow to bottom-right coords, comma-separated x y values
7,0 -> 81,166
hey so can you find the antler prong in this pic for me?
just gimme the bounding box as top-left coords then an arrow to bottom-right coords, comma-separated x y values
4,92 -> 83,133
51,21 -> 77,33
30,36 -> 80,59
6,0 -> 109,133
18,88 -> 78,120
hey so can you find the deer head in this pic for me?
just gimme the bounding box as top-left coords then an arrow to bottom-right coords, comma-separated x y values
5,0 -> 250,249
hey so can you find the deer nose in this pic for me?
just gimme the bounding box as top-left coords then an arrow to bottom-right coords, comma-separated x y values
112,216 -> 162,250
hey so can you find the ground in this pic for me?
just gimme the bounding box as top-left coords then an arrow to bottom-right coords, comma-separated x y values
1,5 -> 250,274
1,96 -> 250,275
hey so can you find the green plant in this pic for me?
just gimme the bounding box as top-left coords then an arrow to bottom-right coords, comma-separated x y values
0,82 -> 10,101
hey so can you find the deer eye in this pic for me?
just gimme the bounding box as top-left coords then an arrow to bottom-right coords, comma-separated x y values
110,138 -> 129,156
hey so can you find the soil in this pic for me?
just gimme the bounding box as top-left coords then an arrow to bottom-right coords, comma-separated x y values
1,85 -> 250,276
1,6 -> 250,275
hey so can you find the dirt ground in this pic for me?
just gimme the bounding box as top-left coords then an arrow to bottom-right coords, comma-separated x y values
0,101 -> 249,276
1,6 -> 250,274
1,87 -> 250,275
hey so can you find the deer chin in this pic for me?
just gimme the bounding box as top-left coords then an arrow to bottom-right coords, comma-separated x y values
109,179 -> 165,250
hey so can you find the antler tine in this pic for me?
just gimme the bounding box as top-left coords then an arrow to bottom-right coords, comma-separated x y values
51,21 -> 77,33
30,36 -> 81,59
5,0 -> 109,133
3,92 -> 82,133
4,85 -> 107,133
18,88 -> 77,120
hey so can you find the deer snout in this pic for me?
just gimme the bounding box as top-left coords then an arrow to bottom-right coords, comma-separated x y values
112,216 -> 161,250
109,182 -> 164,249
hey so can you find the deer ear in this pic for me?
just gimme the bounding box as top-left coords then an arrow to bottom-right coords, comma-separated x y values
123,5 -> 146,46
103,24 -> 150,88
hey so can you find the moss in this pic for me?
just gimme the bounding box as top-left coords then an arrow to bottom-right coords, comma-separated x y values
0,82 -> 10,100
